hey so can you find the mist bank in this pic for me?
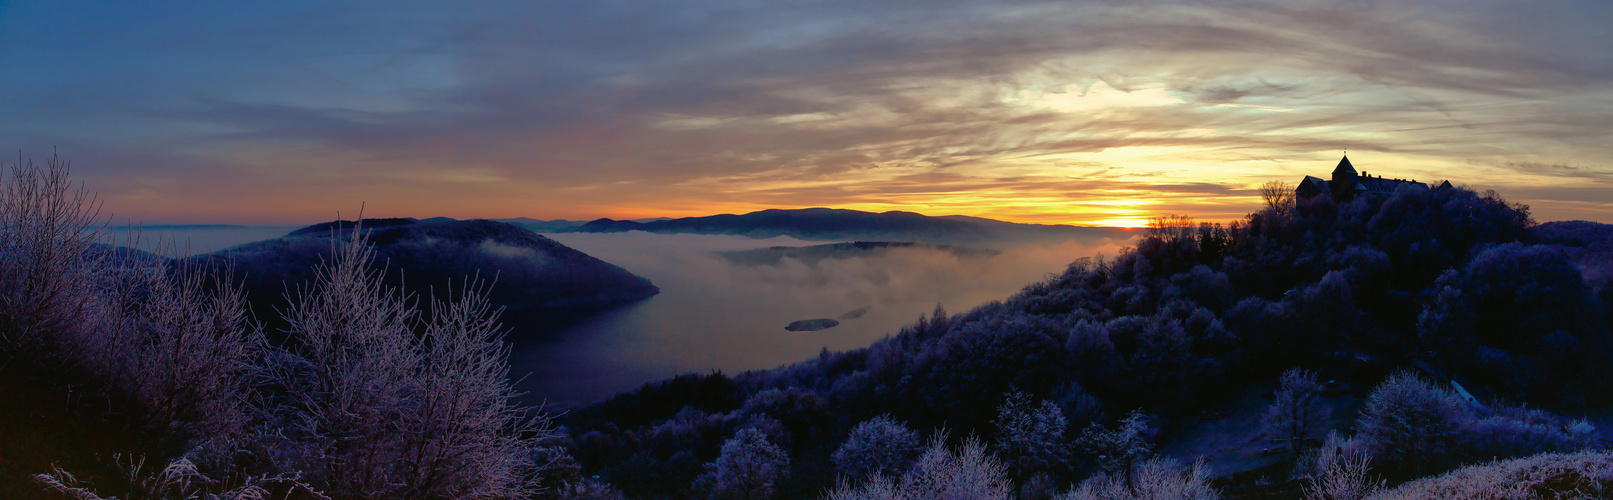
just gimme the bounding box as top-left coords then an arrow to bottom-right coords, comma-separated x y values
102,225 -> 301,257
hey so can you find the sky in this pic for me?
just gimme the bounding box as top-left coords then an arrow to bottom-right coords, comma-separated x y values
3,0 -> 1610,227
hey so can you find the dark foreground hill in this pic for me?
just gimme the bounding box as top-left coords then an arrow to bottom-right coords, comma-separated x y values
194,218 -> 659,334
571,207 -> 1134,246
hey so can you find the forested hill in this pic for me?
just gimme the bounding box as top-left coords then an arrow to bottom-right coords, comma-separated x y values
570,207 -> 1134,245
551,185 -> 1613,498
193,218 -> 660,332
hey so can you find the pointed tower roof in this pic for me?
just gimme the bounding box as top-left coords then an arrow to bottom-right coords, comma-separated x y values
1332,154 -> 1357,176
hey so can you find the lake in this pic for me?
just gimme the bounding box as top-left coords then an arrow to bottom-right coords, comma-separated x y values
99,225 -> 1131,405
514,232 -> 1129,404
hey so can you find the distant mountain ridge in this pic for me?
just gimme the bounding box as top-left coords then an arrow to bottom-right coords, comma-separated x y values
717,241 -> 998,267
567,208 -> 1135,246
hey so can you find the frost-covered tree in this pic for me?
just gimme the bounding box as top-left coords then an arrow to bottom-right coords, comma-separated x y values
1263,368 -> 1331,456
271,226 -> 543,498
1418,243 -> 1610,407
396,277 -> 543,499
1077,410 -> 1151,494
1354,372 -> 1466,476
709,427 -> 790,500
994,391 -> 1067,483
0,152 -> 102,355
825,432 -> 1011,500
1303,453 -> 1382,500
90,257 -> 262,458
832,415 -> 922,484
1461,406 -> 1598,460
1058,457 -> 1218,500
273,227 -> 425,496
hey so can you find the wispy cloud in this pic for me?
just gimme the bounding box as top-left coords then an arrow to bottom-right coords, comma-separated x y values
2,0 -> 1610,224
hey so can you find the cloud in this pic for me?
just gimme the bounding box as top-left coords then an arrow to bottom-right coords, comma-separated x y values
3,0 -> 1611,224
1504,162 -> 1613,183
480,239 -> 542,260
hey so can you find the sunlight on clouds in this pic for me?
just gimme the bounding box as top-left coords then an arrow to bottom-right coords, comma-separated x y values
1005,81 -> 1184,114
1080,199 -> 1158,207
421,169 -> 507,184
1092,218 -> 1151,228
769,112 -> 837,124
654,114 -> 737,130
15,1 -> 1609,226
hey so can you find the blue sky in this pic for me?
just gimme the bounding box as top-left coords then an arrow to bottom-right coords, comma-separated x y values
3,0 -> 1611,225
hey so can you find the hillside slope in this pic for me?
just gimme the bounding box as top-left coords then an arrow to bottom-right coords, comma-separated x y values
554,187 -> 1612,499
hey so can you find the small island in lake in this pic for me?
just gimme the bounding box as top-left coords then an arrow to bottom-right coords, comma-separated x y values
784,318 -> 841,332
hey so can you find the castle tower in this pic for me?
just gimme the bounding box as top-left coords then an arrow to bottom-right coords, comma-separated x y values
1331,154 -> 1359,201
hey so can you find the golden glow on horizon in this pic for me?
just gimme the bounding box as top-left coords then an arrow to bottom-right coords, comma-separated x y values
82,69 -> 1612,229
1092,218 -> 1152,228
106,145 -> 1583,228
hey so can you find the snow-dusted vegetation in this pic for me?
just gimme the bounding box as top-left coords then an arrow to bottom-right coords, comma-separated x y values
1,157 -> 549,498
5,154 -> 1610,499
552,180 -> 1610,498
1366,450 -> 1612,500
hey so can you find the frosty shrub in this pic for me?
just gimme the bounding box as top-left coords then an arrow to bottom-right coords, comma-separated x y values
1365,450 -> 1613,500
994,391 -> 1068,482
270,227 -> 542,499
552,478 -> 628,500
1353,372 -> 1467,476
832,415 -> 923,484
1309,431 -> 1372,482
1459,405 -> 1598,461
85,255 -> 263,457
397,277 -> 543,499
825,432 -> 1011,500
709,427 -> 790,500
1303,453 -> 1383,500
33,454 -> 323,500
0,152 -> 102,355
1263,368 -> 1330,456
1057,457 -> 1218,500
1076,410 -> 1152,492
272,228 -> 425,496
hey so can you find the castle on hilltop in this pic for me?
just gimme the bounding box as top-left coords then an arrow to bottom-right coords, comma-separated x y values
1294,154 -> 1452,202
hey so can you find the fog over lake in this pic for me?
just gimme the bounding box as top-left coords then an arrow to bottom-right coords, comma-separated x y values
521,232 -> 1132,404
103,226 -> 301,256
98,225 -> 1133,405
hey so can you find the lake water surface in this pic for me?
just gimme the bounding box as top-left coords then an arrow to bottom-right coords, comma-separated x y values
515,232 -> 1130,404
99,225 -> 1131,406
